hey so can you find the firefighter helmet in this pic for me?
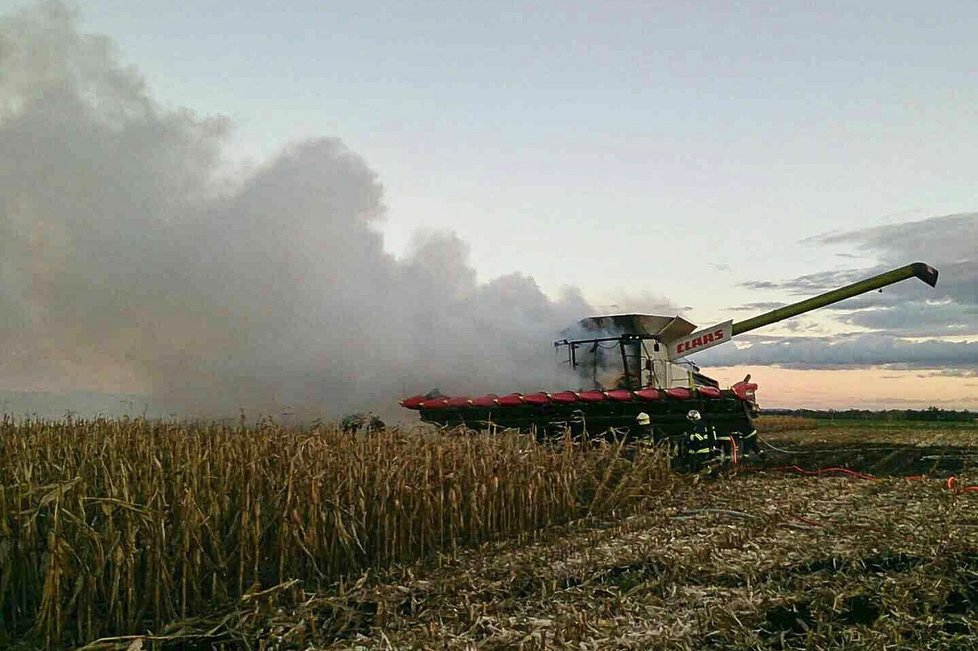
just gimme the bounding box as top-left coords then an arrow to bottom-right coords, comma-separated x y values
686,409 -> 701,423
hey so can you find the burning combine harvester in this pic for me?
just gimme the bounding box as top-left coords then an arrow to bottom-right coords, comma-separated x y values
401,262 -> 939,461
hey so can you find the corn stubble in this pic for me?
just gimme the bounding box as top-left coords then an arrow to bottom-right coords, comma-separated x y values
0,416 -> 673,648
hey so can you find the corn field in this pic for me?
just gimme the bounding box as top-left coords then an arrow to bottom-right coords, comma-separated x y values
0,416 -> 673,648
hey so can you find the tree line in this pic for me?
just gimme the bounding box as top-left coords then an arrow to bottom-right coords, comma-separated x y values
763,406 -> 977,422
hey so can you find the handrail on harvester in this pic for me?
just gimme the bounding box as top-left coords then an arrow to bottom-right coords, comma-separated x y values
730,262 -> 939,337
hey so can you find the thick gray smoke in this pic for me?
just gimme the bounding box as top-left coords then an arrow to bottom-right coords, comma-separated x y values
0,3 -> 589,420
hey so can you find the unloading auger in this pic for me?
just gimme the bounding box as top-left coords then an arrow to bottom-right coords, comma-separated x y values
400,262 -> 939,454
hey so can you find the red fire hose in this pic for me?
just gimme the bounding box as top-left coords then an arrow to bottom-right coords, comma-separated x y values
945,476 -> 978,493
765,464 -> 978,494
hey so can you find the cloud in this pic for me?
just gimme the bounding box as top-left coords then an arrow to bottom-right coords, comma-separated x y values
733,212 -> 977,352
726,301 -> 786,312
711,213 -> 977,372
815,214 -> 977,336
0,3 -> 589,419
696,334 -> 978,373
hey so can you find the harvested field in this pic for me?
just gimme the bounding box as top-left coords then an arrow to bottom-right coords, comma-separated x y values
285,423 -> 978,650
754,415 -> 820,433
2,418 -> 976,649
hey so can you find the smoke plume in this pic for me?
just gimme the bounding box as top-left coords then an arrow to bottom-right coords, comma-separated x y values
0,3 -> 589,420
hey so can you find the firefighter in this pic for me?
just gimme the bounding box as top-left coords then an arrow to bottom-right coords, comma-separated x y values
340,412 -> 386,433
635,411 -> 653,440
713,421 -> 733,463
569,409 -> 586,438
740,428 -> 761,457
738,397 -> 762,458
684,409 -> 714,471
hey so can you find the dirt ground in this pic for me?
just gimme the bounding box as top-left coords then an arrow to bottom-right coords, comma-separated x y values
316,424 -> 978,650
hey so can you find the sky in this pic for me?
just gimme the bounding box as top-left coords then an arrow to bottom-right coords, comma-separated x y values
1,1 -> 976,416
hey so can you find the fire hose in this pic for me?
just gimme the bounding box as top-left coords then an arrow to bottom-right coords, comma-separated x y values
765,464 -> 978,494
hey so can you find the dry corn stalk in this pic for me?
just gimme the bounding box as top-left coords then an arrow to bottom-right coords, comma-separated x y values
0,415 -> 672,648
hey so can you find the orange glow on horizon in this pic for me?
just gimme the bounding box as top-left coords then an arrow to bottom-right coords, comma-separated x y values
708,366 -> 978,410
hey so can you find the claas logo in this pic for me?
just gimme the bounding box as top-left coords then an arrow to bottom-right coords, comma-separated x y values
675,329 -> 725,355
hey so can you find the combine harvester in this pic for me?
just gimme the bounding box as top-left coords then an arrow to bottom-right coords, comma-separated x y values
401,262 -> 939,455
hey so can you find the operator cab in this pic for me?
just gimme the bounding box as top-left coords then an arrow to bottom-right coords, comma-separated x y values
554,314 -> 718,392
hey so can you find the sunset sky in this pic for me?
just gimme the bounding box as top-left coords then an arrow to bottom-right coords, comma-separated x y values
1,2 -> 976,416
